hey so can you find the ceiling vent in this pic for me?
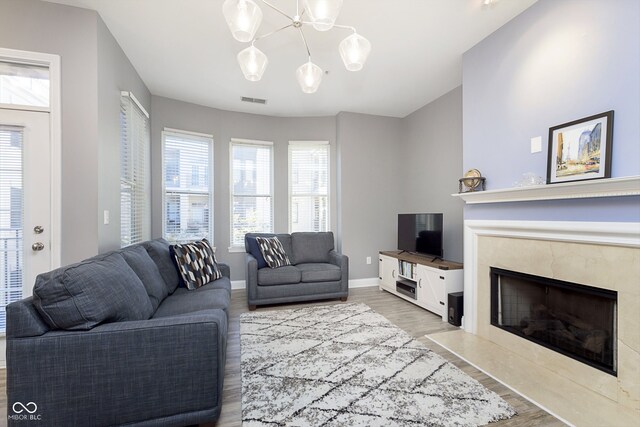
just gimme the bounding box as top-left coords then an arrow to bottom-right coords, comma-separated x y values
241,96 -> 267,105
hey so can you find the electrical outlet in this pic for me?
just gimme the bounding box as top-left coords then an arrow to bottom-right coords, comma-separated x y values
103,210 -> 110,225
366,256 -> 372,264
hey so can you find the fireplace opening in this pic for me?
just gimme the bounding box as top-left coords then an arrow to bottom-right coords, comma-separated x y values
490,267 -> 617,375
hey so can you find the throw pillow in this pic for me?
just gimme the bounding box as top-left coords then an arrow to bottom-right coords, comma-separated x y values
246,236 -> 268,269
255,236 -> 291,268
171,239 -> 222,290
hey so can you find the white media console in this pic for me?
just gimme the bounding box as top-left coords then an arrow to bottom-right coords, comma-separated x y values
378,251 -> 463,321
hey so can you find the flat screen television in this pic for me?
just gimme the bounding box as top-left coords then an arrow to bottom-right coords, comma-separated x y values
398,213 -> 443,257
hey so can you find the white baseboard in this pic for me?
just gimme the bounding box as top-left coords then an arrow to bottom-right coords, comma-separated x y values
231,278 -> 378,290
231,280 -> 246,290
349,277 -> 379,288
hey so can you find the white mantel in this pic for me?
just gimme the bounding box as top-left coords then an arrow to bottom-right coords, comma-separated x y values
452,175 -> 640,204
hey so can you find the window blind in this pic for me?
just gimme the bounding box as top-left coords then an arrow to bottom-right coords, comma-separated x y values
231,140 -> 273,246
289,142 -> 329,233
120,93 -> 150,247
163,130 -> 213,243
0,125 -> 24,332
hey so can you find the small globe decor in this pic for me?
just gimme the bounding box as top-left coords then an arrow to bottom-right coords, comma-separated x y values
459,169 -> 486,193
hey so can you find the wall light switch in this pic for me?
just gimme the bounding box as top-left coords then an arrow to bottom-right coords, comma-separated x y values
531,136 -> 542,153
103,210 -> 110,225
366,256 -> 372,265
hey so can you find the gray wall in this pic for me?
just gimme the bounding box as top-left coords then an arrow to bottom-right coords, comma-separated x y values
336,112 -> 403,279
97,16 -> 151,253
0,0 -> 151,263
150,96 -> 337,280
0,0 -> 99,265
463,0 -> 640,222
400,86 -> 464,262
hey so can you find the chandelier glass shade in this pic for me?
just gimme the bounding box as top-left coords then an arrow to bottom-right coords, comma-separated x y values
237,45 -> 268,81
303,0 -> 343,32
223,0 -> 263,42
296,60 -> 323,93
339,33 -> 372,71
223,0 -> 371,93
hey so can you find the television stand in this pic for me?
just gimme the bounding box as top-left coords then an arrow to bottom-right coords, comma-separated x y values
378,250 -> 463,323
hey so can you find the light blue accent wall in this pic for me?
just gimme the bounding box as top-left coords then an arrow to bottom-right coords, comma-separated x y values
462,0 -> 640,221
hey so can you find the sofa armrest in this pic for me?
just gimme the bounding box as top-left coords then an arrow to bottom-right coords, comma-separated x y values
7,311 -> 227,425
218,262 -> 231,279
329,250 -> 349,293
246,253 -> 258,302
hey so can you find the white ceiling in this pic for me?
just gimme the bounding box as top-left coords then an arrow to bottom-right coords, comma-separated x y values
44,0 -> 537,117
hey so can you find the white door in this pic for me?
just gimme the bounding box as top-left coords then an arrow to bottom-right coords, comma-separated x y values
0,109 -> 51,333
379,255 -> 397,291
417,265 -> 446,316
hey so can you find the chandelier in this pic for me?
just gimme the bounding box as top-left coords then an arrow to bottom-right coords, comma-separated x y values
222,0 -> 372,93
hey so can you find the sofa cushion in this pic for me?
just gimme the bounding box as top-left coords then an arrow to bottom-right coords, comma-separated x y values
33,252 -> 154,330
256,236 -> 292,268
296,263 -> 342,283
171,239 -> 222,290
121,245 -> 169,311
141,238 -> 180,294
245,236 -> 268,269
152,287 -> 230,318
257,266 -> 301,286
291,232 -> 334,264
245,233 -> 295,265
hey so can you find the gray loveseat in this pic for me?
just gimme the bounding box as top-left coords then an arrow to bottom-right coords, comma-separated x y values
245,232 -> 349,310
6,238 -> 230,426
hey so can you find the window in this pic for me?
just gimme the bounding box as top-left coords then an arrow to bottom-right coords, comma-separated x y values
162,129 -> 213,243
230,139 -> 273,247
289,141 -> 329,232
120,92 -> 150,247
0,61 -> 49,108
0,126 -> 24,332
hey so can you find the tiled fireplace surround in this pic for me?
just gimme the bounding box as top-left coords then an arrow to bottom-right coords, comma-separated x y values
462,220 -> 640,411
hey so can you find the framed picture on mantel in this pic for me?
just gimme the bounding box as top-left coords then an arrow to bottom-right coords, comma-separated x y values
547,110 -> 614,184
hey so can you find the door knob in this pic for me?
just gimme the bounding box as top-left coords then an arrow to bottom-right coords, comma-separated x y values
32,242 -> 45,251
34,225 -> 44,234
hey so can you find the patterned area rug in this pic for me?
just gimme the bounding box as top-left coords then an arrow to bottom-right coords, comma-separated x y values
240,303 -> 516,427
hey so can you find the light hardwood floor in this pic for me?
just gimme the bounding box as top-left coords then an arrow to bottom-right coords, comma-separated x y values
0,287 -> 564,426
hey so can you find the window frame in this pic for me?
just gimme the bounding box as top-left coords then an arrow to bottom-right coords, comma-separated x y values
288,140 -> 330,233
161,128 -> 214,244
229,138 -> 274,250
120,91 -> 150,248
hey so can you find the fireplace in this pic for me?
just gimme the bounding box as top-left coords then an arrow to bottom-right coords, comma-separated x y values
490,267 -> 617,375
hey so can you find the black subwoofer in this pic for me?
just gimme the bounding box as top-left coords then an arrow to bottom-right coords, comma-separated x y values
448,292 -> 463,327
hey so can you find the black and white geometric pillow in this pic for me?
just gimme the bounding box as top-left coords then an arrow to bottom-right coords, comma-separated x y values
255,236 -> 291,269
171,238 -> 222,290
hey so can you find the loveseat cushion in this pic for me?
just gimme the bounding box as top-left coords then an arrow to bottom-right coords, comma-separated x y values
141,238 -> 180,294
256,236 -> 291,268
296,263 -> 342,283
152,286 -> 230,318
245,236 -> 268,269
121,245 -> 169,311
257,266 -> 301,286
33,252 -> 154,330
245,233 -> 296,265
291,232 -> 334,264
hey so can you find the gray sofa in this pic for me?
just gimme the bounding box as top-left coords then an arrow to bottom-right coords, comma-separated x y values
6,238 -> 230,427
245,232 -> 349,310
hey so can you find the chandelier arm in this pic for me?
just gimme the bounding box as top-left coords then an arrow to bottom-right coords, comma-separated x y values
298,27 -> 312,59
253,23 -> 294,43
329,23 -> 358,33
259,0 -> 294,20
